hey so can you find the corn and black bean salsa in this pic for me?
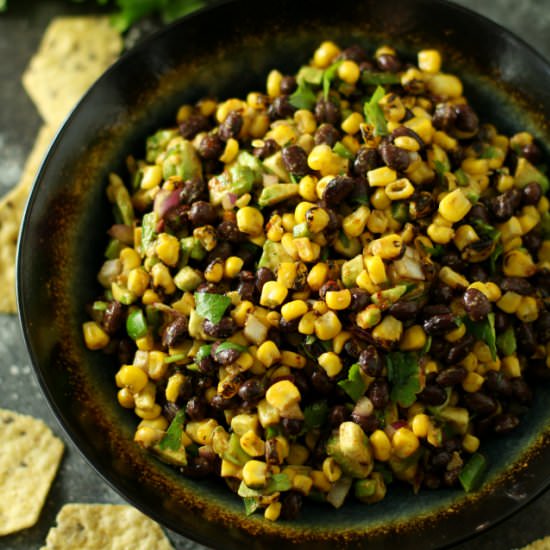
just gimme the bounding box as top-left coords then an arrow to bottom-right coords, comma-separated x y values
83,41 -> 550,521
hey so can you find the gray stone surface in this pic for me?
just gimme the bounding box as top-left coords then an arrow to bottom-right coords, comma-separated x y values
0,1 -> 549,549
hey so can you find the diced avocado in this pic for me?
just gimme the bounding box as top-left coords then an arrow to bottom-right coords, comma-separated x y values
258,183 -> 300,208
258,240 -> 294,271
354,472 -> 386,504
152,444 -> 187,466
111,282 -> 137,305
514,157 -> 549,193
107,173 -> 134,226
236,150 -> 264,182
326,422 -> 374,479
146,128 -> 178,163
371,285 -> 408,307
162,138 -> 203,181
174,266 -> 203,291
223,433 -> 251,466
333,234 -> 361,258
326,476 -> 353,508
180,236 -> 206,261
229,164 -> 255,196
292,221 -> 312,238
341,255 -> 364,288
439,406 -> 469,435
208,173 -> 230,206
263,151 -> 290,181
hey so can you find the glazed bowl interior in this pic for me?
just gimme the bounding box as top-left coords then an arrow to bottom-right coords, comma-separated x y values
17,0 -> 550,548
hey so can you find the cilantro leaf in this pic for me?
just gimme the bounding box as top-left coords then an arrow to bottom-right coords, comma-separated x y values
297,66 -> 324,85
454,168 -> 469,187
434,160 -> 450,177
490,242 -> 504,275
464,313 -> 497,360
363,85 -> 388,137
322,61 -> 343,100
496,326 -> 516,356
216,341 -> 248,354
337,363 -> 367,402
472,219 -> 500,241
243,497 -> 260,516
158,409 -> 185,451
333,141 -> 354,160
479,145 -> 500,159
361,72 -> 401,86
303,402 -> 329,431
289,80 -> 317,110
386,352 -> 421,407
194,344 -> 212,363
194,292 -> 231,324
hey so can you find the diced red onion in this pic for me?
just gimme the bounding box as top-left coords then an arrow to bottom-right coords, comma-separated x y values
154,188 -> 182,219
107,224 -> 134,245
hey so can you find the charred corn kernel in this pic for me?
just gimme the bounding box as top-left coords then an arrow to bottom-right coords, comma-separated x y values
311,470 -> 332,492
298,311 -> 317,335
134,426 -> 163,448
264,502 -> 282,522
323,287 -> 352,312
307,262 -> 328,290
165,373 -> 186,403
294,237 -> 321,262
135,403 -> 162,420
370,430 -> 391,462
298,175 -> 318,201
439,266 -> 469,288
503,249 -> 536,278
231,413 -> 259,436
155,233 -> 180,267
392,427 -> 420,459
342,206 -> 370,237
186,418 -> 219,446
151,262 -> 176,294
115,364 -> 148,392
281,350 -> 307,368
365,255 -> 387,284
394,136 -> 420,152
517,296 -> 539,322
372,315 -> 403,343
266,214 -> 284,242
236,206 -> 264,236
367,166 -> 397,187
418,49 -> 442,73
83,321 -> 110,350
318,352 -> 343,377
221,459 -> 243,479
502,356 -> 521,378
445,322 -> 466,343
462,371 -> 484,393
333,331 -> 351,354
294,109 -> 317,134
135,333 -> 154,351
411,414 -> 430,438
220,137 -> 239,163
369,234 -> 403,259
337,59 -> 360,84
260,281 -> 288,308
140,164 -> 162,190
453,225 -> 479,251
370,188 -> 391,209
266,380 -> 301,410
127,268 -> 150,297
120,247 -> 141,273
356,305 -> 382,329
117,387 -> 135,408
224,256 -> 244,278
277,262 -> 297,290
243,459 -> 268,488
341,112 -> 364,135
400,325 -> 427,351
266,69 -> 283,97
142,289 -> 160,305
232,300 -> 254,326
306,206 -> 330,233
438,188 -> 472,222
313,40 -> 340,68
314,311 -> 342,340
256,341 -> 281,367
462,158 -> 489,175
427,73 -> 463,98
204,259 -> 224,282
322,457 -> 342,483
462,434 -> 480,454
295,201 -> 316,224
385,178 -> 415,200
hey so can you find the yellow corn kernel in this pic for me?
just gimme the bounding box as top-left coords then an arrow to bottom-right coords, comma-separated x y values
142,289 -> 160,305
341,112 -> 364,135
238,431 -> 264,457
280,350 -> 307,369
372,315 -> 403,343
260,281 -> 288,308
135,333 -> 154,351
277,262 -> 297,289
322,457 -> 342,483
314,311 -> 342,340
453,225 -> 479,251
393,136 -> 419,152
385,178 -> 415,201
295,201 -> 316,224
439,266 -> 469,289
266,214 -> 284,242
236,206 -> 264,236
338,59 -> 360,84
139,165 -> 162,191
462,434 -> 480,454
230,300 -> 253,327
82,321 -> 110,350
370,430 -> 391,462
219,137 -> 239,163
370,188 -> 391,210
368,234 -> 403,260
427,73 -> 463,98
400,325 -> 427,351
333,331 -> 351,354
264,502 -> 282,522
146,351 -> 167,381
165,373 -> 186,403
404,117 -> 434,144
356,270 -> 378,294
313,40 -> 341,68
294,237 -> 321,263
256,341 -> 281,368
305,206 -> 330,234
438,189 -> 472,223
313,300 -> 329,315
135,403 -> 162,420
266,380 -> 301,411
280,233 -> 298,259
367,166 -> 397,187
538,196 -> 550,214
462,371 -> 485,393
230,414 -> 259,437
503,249 -> 536,278
298,175 -> 318,201
462,157 -> 489,175
411,414 -> 430,438
342,206 -> 370,237
364,255 -> 386,284
150,262 -> 176,294
307,262 -> 328,291
502,356 -> 521,378
291,473 -> 313,495
155,233 -> 180,267
243,459 -> 268,488
517,296 -> 539,323
134,426 -> 163,448
393,427 -> 420,459
445,323 -> 466,343
318,351 -> 343,377
310,470 -> 332,492
120,247 -> 141,273
186,418 -> 219,446
418,49 -> 442,73
425,360 -> 439,375
298,311 -> 317,335
220,459 -> 243,479
204,259 -> 224,283
115,364 -> 148,393
285,444 -> 308,467
356,305 -> 381,329
224,256 -> 244,278
127,268 -> 150,297
294,108 -> 317,134
117,387 -> 135,408
266,69 -> 283,97
325,289 -> 352,311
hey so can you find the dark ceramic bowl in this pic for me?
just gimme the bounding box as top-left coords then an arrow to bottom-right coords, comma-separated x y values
17,0 -> 550,548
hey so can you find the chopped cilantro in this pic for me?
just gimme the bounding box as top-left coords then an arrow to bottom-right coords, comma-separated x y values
421,335 -> 432,355
303,402 -> 329,430
164,353 -> 187,364
194,344 -> 212,363
361,72 -> 401,86
289,80 -> 317,110
386,352 -> 421,407
333,141 -> 354,160
215,341 -> 248,354
297,66 -> 324,85
158,409 -> 185,451
194,292 -> 231,324
465,313 -> 497,360
472,219 -> 500,241
322,61 -> 343,99
490,242 -> 504,275
434,160 -> 450,177
363,85 -> 388,136
480,145 -> 500,159
243,497 -> 260,516
337,363 -> 367,402
496,325 -> 516,357
454,168 -> 469,187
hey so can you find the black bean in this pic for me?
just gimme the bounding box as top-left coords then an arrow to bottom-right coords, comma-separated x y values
325,208 -> 342,232
446,334 -> 475,364
180,177 -> 206,204
216,220 -> 244,243
328,404 -> 350,427
179,114 -> 210,139
511,378 -> 533,403
353,147 -> 379,176
238,378 -> 264,402
376,53 -> 401,72
280,75 -> 297,95
391,126 -> 425,148
268,95 -> 296,120
117,339 -> 135,365
255,267 -> 275,293
448,146 -> 466,169
343,338 -> 363,359
493,313 -> 510,336
440,251 -> 466,272
409,192 -> 435,219
237,280 -> 255,301
218,111 -> 243,141
430,283 -> 454,303
279,317 -> 300,333
422,304 -> 451,317
210,394 -> 236,410
351,412 -> 379,433
463,392 -> 497,416
522,182 -> 542,205
281,417 -> 304,436
485,371 -> 513,397
537,311 -> 550,343
436,367 -> 467,387
185,396 -> 207,421
378,141 -> 410,172
429,338 -> 450,361
516,322 -> 537,356
185,455 -> 214,478
162,401 -> 180,424
206,242 -> 232,264
314,123 -> 340,146
523,230 -> 542,255
314,98 -> 341,126
424,473 -> 442,489
489,189 -> 522,221
444,436 -> 462,453
339,44 -> 368,63
198,134 -> 223,161
254,138 -> 279,159
493,413 -> 520,434
463,288 -> 491,321
388,300 -> 420,321
281,491 -> 303,520
282,145 -> 309,176
102,301 -> 124,335
322,175 -> 355,206
188,200 -> 217,227
418,384 -> 447,406
202,318 -> 237,338
311,368 -> 333,395
443,468 -> 460,487
431,450 -> 452,470
521,142 -> 542,164
500,277 -> 533,295
213,346 -> 240,366
367,379 -> 389,409
432,103 -> 457,131
358,346 -> 385,377
453,104 -> 479,134
423,313 -> 457,335
349,288 -> 370,312
162,316 -> 188,348
319,280 -> 341,300
468,263 -> 489,283
466,203 -> 490,225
